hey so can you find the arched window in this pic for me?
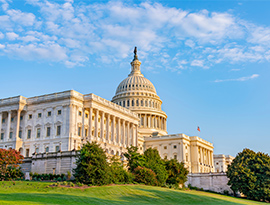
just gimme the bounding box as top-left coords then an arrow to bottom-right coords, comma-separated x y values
136,100 -> 139,106
141,100 -> 144,106
119,101 -> 122,106
132,100 -> 134,106
123,101 -> 125,107
145,100 -> 148,107
127,100 -> 130,107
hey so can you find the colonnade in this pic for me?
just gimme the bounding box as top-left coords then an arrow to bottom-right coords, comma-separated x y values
138,113 -> 166,130
198,146 -> 214,167
75,107 -> 138,148
116,98 -> 161,110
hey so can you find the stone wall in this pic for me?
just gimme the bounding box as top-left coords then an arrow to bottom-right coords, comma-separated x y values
21,151 -> 78,176
186,172 -> 233,194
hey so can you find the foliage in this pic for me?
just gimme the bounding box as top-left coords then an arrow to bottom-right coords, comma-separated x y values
124,146 -> 145,173
109,155 -> 134,184
133,166 -> 158,186
144,148 -> 168,186
0,148 -> 24,180
165,159 -> 189,186
73,141 -> 111,185
31,173 -> 66,181
67,171 -> 71,180
227,148 -> 270,202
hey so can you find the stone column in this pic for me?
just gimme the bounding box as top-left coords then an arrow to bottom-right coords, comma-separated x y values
100,111 -> 104,141
164,119 -> 167,131
0,112 -> 2,139
182,143 -> 185,163
155,116 -> 157,128
126,122 -> 130,147
68,104 -> 73,150
208,150 -> 211,168
131,123 -> 134,146
144,114 -> 146,128
106,113 -> 110,141
74,106 -> 77,137
88,107 -> 93,141
117,118 -> 120,144
135,125 -> 138,147
15,109 -> 22,151
122,121 -> 125,145
82,108 -> 85,139
94,109 -> 98,138
6,111 -> 11,141
112,116 -> 115,144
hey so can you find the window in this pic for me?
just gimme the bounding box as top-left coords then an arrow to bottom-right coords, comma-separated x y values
85,113 -> 88,118
2,119 -> 5,123
55,146 -> 60,152
27,129 -> 31,139
11,117 -> 14,122
47,111 -> 51,117
20,116 -> 23,120
19,131 -> 22,138
0,133 -> 4,140
164,146 -> 167,150
46,127 -> 51,137
174,155 -> 177,159
79,111 -> 82,116
173,145 -> 177,149
9,132 -> 13,139
56,125 -> 61,136
78,127 -> 81,136
164,155 -> 167,160
36,128 -> 41,138
57,110 -> 62,115
25,149 -> 29,157
45,147 -> 49,152
35,147 -> 39,153
28,114 -> 32,119
85,129 -> 88,137
38,113 -> 42,118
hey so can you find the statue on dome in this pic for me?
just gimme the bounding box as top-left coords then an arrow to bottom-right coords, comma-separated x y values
134,47 -> 137,55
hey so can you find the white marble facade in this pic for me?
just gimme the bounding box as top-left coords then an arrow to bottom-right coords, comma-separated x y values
0,49 -> 220,174
0,91 -> 139,158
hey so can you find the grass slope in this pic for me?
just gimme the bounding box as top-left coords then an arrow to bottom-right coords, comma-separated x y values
0,181 -> 265,205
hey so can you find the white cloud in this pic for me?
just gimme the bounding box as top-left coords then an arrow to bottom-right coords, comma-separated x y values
0,43 -> 5,49
214,74 -> 259,83
0,0 -> 269,69
6,32 -> 18,40
0,32 -> 4,39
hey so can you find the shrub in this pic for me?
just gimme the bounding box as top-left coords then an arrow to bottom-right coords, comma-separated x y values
165,159 -> 188,187
133,166 -> 158,186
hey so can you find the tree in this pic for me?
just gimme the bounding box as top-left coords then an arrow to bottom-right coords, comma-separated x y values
109,155 -> 134,184
144,148 -> 168,186
124,146 -> 145,173
165,159 -> 189,187
133,166 -> 158,186
73,142 -> 111,185
227,148 -> 270,202
0,148 -> 24,180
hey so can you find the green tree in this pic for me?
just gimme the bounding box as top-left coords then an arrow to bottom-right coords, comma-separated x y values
109,155 -> 134,184
165,159 -> 189,187
144,148 -> 168,186
133,166 -> 158,186
73,142 -> 111,185
227,148 -> 270,202
124,146 -> 145,173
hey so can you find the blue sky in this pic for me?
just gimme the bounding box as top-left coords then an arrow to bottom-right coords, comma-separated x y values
0,0 -> 269,156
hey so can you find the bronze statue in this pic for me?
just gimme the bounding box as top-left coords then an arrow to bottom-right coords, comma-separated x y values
134,47 -> 137,56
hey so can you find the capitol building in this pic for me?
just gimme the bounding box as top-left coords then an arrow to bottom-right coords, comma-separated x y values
0,48 -> 218,175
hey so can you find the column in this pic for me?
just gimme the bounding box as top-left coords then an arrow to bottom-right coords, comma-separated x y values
6,111 -> 11,141
164,119 -> 167,131
82,108 -> 85,139
88,108 -> 93,141
135,125 -> 138,147
126,122 -> 130,147
211,151 -> 214,167
148,115 -> 151,128
155,116 -> 157,128
106,113 -> 110,141
101,111 -> 104,141
182,143 -> 185,163
0,112 -> 2,139
208,150 -> 211,167
112,116 -> 115,143
122,121 -> 125,145
74,106 -> 77,136
68,104 -> 73,150
94,109 -> 98,138
131,123 -> 134,146
143,114 -> 145,128
117,118 -> 120,144
15,109 -> 21,139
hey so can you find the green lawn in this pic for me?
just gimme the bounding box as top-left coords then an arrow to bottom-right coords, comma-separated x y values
0,181 -> 265,205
